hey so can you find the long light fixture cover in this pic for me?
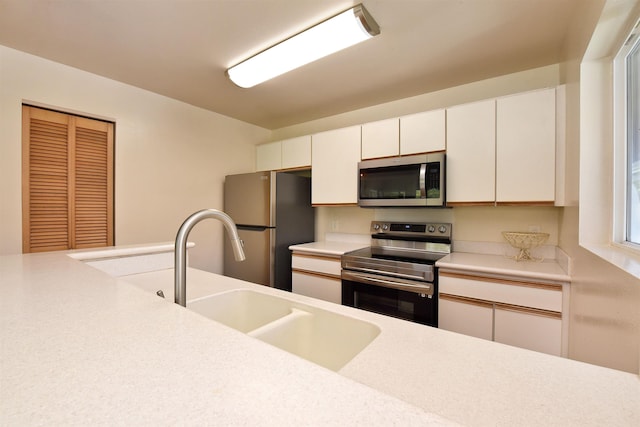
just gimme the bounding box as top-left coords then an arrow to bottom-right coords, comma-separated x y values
226,4 -> 380,88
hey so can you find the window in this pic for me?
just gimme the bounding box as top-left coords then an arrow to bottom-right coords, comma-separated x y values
626,33 -> 640,245
615,20 -> 640,248
22,105 -> 114,253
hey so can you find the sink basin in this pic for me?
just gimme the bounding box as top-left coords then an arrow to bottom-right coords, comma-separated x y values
188,289 -> 381,371
188,289 -> 294,333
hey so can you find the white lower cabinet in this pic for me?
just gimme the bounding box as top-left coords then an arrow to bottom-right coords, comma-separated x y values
439,271 -> 565,356
292,271 -> 341,304
439,295 -> 493,341
291,252 -> 342,304
493,305 -> 562,356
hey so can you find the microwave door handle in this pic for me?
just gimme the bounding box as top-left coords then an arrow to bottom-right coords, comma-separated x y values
419,163 -> 427,198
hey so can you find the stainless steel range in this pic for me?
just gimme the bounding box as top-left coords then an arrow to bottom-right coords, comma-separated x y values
341,221 -> 452,327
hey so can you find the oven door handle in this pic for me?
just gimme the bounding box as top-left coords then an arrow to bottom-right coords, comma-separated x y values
343,265 -> 432,282
342,271 -> 433,296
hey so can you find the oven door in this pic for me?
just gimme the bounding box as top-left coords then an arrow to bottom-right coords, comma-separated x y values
341,270 -> 438,327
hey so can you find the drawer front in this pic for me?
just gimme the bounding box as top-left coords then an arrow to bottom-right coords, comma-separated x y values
292,271 -> 342,304
439,272 -> 562,312
291,253 -> 341,277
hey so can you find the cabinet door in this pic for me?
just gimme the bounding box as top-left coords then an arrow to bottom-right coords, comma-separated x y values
256,141 -> 281,171
292,271 -> 342,304
496,88 -> 556,204
361,118 -> 399,159
400,109 -> 445,155
282,135 -> 311,169
494,305 -> 562,356
446,99 -> 496,204
439,294 -> 494,340
311,126 -> 361,204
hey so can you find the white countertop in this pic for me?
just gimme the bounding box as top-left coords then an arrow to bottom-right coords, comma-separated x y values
289,241 -> 368,256
0,252 -> 451,426
437,252 -> 570,283
2,248 -> 638,426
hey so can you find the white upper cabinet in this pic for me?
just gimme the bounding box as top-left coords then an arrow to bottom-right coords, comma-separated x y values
361,118 -> 399,159
496,88 -> 556,204
256,141 -> 282,171
281,135 -> 311,169
311,126 -> 361,205
400,109 -> 446,155
446,99 -> 496,204
256,136 -> 311,171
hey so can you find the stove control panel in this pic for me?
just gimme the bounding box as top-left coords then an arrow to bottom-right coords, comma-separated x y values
370,221 -> 452,238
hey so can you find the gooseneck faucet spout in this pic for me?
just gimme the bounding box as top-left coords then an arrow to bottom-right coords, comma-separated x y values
174,209 -> 245,307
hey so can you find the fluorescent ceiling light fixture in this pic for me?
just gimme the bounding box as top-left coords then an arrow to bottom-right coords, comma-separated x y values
226,4 -> 380,88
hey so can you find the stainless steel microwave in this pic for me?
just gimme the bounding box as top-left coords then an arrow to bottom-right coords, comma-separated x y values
358,152 -> 445,207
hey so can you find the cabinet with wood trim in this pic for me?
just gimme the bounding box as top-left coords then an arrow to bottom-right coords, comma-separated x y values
291,252 -> 342,304
256,135 -> 312,172
496,87 -> 556,204
311,125 -> 361,205
438,271 -> 565,356
446,87 -> 559,206
400,108 -> 446,155
361,118 -> 399,160
446,99 -> 496,204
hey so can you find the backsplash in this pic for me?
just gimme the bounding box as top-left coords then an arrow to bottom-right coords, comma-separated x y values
315,204 -> 565,267
318,205 -> 559,240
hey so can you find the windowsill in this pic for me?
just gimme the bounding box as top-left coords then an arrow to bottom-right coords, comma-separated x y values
581,242 -> 640,281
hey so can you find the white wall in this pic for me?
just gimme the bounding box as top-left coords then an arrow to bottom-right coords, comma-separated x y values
558,0 -> 640,374
0,46 -> 270,272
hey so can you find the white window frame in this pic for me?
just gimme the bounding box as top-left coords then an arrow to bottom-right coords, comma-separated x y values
580,1 -> 640,280
614,20 -> 640,251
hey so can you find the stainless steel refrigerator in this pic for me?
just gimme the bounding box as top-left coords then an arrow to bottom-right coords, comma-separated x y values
223,171 -> 315,291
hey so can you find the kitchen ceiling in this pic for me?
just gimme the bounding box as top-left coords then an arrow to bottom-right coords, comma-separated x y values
0,0 -> 601,130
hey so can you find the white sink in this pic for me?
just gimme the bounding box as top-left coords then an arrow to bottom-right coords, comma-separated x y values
188,289 -> 381,371
188,289 -> 294,333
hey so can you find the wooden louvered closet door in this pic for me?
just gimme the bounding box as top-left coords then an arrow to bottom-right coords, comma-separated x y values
22,106 -> 114,253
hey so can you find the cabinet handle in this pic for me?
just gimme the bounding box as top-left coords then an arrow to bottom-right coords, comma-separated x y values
292,268 -> 340,280
439,293 -> 494,309
494,302 -> 561,319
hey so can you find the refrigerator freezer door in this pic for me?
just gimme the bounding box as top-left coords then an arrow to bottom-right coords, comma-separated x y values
224,227 -> 273,287
223,171 -> 274,227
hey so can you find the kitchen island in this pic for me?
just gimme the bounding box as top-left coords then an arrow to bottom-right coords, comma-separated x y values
1,247 -> 638,426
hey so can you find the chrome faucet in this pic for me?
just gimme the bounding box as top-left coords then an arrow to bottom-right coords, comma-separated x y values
174,209 -> 245,306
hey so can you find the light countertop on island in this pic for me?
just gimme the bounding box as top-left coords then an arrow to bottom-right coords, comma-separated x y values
2,246 -> 638,426
0,251 -> 452,426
